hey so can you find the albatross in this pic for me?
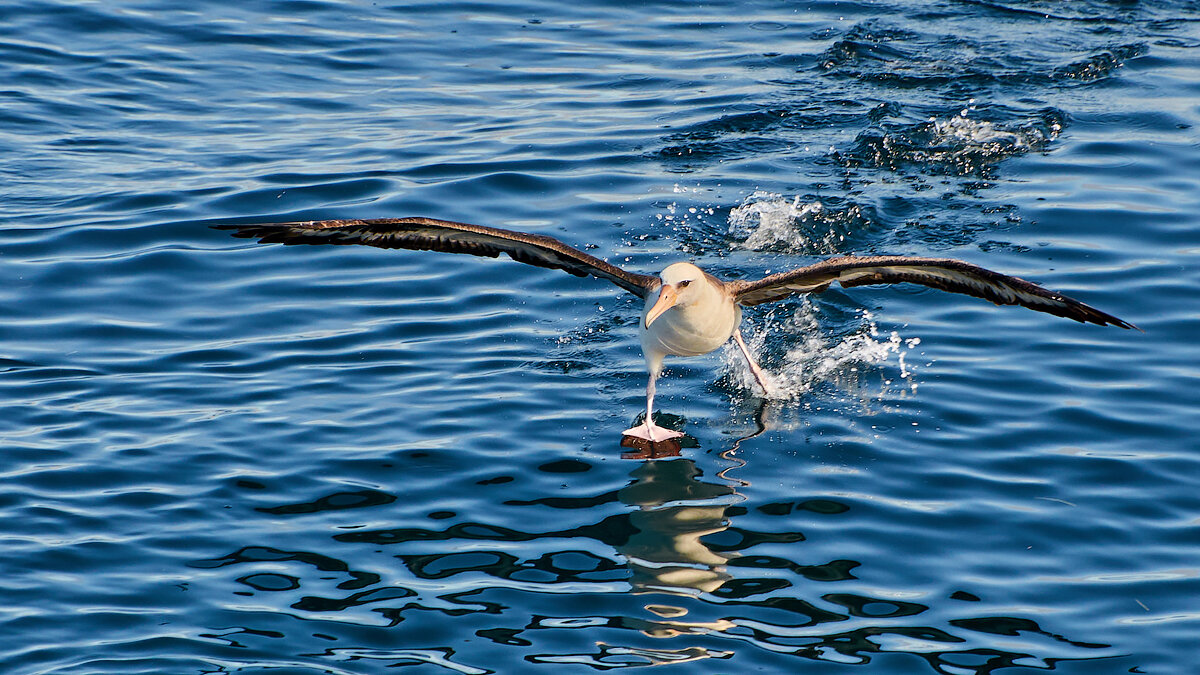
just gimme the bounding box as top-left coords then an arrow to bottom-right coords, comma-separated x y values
217,217 -> 1135,442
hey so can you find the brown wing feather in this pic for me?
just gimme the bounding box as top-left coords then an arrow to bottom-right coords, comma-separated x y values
215,217 -> 659,298
730,256 -> 1136,329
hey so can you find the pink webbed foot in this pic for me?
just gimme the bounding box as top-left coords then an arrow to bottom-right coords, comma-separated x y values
621,421 -> 684,442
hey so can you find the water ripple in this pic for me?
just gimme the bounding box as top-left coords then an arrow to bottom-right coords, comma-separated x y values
0,0 -> 1196,673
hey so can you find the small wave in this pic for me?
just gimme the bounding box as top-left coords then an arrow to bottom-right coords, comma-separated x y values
1052,43 -> 1146,81
839,105 -> 1065,176
815,20 -> 1016,90
818,18 -> 1144,92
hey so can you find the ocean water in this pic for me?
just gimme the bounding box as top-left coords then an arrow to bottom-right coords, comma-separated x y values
2,1 -> 1198,673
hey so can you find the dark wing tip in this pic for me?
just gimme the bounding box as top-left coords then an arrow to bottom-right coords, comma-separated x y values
1082,306 -> 1140,331
837,257 -> 1139,332
212,218 -> 430,246
733,255 -> 1138,331
987,273 -> 1137,331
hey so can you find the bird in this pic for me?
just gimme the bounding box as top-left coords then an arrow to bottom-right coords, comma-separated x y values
216,216 -> 1135,443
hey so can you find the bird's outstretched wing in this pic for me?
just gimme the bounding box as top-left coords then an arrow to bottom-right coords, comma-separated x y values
729,256 -> 1136,329
215,217 -> 659,298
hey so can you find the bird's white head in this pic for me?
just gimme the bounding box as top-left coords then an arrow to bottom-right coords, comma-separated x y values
645,262 -> 706,328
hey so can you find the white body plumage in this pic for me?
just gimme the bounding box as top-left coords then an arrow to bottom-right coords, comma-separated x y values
629,262 -> 765,442
640,263 -> 740,362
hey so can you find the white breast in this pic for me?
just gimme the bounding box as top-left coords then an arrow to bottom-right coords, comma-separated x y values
640,280 -> 740,357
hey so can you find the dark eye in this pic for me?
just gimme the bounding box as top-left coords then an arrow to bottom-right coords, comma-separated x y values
678,280 -> 692,288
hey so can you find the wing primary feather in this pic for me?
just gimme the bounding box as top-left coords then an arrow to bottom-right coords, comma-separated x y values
731,256 -> 1136,330
215,217 -> 658,297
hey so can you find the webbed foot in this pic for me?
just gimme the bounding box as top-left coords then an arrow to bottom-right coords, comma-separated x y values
621,421 -> 684,442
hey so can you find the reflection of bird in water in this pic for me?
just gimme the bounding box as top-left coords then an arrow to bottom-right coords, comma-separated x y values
620,458 -> 735,597
614,455 -> 744,642
219,217 -> 1136,442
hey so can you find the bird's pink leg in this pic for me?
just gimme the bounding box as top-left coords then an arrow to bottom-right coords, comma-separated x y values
733,328 -> 773,397
622,366 -> 683,442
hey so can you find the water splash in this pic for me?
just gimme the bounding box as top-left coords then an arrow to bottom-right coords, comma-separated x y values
928,109 -> 1037,150
724,304 -> 922,402
654,184 -> 719,228
727,191 -> 870,255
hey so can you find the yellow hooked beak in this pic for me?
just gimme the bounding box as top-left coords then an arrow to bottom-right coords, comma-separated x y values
644,283 -> 679,328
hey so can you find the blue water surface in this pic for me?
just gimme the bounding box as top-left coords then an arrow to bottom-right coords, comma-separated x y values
2,1 -> 1198,673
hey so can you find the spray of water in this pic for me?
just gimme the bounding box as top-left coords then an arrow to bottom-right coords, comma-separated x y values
723,191 -> 924,405
724,304 -> 922,403
728,192 -> 826,251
